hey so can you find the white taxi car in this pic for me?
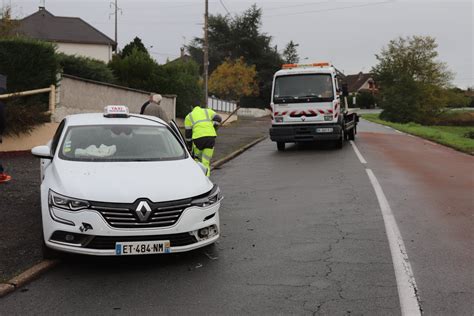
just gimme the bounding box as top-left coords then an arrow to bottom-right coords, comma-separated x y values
31,106 -> 221,257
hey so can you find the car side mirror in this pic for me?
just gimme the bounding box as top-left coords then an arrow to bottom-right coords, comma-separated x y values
32,145 -> 53,159
341,83 -> 349,97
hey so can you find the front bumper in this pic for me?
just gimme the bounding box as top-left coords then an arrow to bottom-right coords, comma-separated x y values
42,200 -> 221,256
269,124 -> 342,143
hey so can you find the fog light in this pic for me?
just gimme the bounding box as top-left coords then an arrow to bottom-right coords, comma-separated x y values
198,227 -> 210,238
65,234 -> 75,242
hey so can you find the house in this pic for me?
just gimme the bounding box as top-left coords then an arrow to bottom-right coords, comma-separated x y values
16,7 -> 116,63
167,47 -> 194,64
344,72 -> 378,94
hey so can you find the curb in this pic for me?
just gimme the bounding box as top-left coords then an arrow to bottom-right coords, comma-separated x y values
211,135 -> 267,170
0,259 -> 59,298
0,135 -> 267,298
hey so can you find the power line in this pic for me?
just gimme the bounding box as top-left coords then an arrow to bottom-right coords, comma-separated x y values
263,1 -> 331,12
219,0 -> 230,15
265,0 -> 394,18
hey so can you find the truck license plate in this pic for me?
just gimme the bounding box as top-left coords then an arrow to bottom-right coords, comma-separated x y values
317,127 -> 334,133
115,240 -> 171,255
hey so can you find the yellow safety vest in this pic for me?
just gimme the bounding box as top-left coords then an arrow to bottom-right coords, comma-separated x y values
184,106 -> 217,139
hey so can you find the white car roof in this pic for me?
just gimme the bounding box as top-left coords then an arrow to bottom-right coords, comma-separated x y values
64,113 -> 167,127
274,66 -> 335,77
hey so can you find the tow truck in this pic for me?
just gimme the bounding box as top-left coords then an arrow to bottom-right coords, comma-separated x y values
269,62 -> 358,151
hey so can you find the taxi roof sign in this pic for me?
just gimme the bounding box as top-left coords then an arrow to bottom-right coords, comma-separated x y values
104,105 -> 130,118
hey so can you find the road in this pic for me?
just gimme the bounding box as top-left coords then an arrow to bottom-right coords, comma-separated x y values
0,119 -> 472,315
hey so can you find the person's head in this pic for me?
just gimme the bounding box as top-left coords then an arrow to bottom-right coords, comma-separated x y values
150,94 -> 162,104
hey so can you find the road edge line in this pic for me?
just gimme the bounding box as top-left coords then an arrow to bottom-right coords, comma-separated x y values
365,169 -> 422,315
349,140 -> 367,164
211,136 -> 267,170
0,259 -> 59,298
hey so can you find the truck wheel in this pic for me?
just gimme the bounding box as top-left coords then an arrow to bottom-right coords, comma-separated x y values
277,142 -> 285,151
348,127 -> 355,141
335,129 -> 344,149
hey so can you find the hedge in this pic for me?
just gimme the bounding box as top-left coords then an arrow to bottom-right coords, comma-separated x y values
57,53 -> 116,84
0,38 -> 58,134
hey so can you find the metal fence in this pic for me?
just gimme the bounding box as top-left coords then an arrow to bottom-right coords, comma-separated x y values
207,96 -> 237,113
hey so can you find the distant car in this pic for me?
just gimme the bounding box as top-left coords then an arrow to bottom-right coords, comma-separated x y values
32,106 -> 221,257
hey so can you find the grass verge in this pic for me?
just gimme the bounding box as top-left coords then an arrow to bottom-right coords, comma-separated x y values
361,114 -> 474,155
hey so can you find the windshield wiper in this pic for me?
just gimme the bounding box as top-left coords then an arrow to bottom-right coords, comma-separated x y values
274,95 -> 297,100
299,95 -> 324,99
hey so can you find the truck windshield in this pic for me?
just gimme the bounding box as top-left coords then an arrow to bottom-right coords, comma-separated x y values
273,74 -> 334,103
59,125 -> 186,162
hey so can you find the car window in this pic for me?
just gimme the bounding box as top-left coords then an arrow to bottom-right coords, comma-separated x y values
58,125 -> 186,162
273,74 -> 334,103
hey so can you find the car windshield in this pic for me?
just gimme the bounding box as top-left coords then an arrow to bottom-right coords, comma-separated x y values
273,74 -> 334,103
59,125 -> 186,162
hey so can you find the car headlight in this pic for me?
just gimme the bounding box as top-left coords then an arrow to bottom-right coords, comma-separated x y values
191,185 -> 222,207
49,190 -> 90,211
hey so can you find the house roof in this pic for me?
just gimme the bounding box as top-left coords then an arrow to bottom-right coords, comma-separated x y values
17,7 -> 116,49
167,54 -> 194,65
344,72 -> 373,92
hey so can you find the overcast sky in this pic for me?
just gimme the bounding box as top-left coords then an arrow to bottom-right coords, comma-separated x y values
6,0 -> 473,88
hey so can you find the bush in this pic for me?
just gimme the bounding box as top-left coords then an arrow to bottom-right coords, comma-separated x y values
4,98 -> 50,135
356,91 -> 377,109
0,37 -> 58,92
156,59 -> 203,118
57,53 -> 116,83
379,79 -> 446,125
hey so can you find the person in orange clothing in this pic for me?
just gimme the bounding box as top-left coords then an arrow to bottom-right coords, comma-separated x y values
0,78 -> 12,184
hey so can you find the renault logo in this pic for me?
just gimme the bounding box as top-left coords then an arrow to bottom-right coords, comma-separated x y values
135,201 -> 152,222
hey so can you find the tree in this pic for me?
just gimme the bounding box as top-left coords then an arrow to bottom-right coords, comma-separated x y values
156,60 -> 203,117
282,41 -> 299,64
120,37 -> 148,58
187,5 -> 283,105
372,36 -> 453,124
209,57 -> 259,101
0,6 -> 19,38
109,48 -> 159,91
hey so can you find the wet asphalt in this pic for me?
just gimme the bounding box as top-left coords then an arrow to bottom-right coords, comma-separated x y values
0,119 -> 472,315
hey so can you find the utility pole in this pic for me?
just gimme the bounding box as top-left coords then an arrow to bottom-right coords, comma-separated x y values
110,0 -> 122,47
203,0 -> 209,107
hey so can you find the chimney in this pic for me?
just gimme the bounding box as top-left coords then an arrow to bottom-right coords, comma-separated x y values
180,47 -> 185,58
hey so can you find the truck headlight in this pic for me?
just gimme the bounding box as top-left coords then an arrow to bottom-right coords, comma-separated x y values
275,116 -> 284,123
49,190 -> 90,211
191,185 -> 222,207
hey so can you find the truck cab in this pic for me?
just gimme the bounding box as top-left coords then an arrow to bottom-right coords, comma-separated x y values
269,62 -> 357,151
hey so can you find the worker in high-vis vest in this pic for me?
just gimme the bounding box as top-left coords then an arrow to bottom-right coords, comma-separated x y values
184,105 -> 222,176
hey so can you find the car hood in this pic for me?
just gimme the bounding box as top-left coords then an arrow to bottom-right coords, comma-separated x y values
47,158 -> 213,203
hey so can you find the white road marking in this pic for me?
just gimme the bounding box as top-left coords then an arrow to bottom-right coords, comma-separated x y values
395,130 -> 403,134
366,169 -> 422,316
384,125 -> 392,129
349,140 -> 367,164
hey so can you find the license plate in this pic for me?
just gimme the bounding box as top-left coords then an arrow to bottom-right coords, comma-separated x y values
317,127 -> 334,133
115,240 -> 171,255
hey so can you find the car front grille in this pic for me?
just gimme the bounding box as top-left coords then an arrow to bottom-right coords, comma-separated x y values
89,198 -> 193,229
86,233 -> 198,249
